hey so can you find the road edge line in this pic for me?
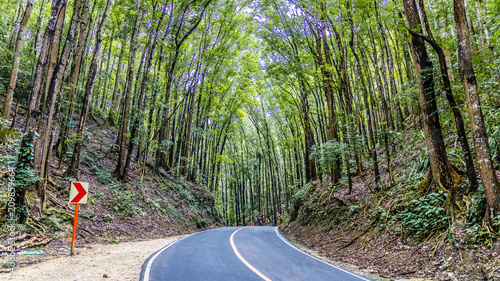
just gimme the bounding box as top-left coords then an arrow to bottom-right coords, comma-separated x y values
230,227 -> 272,281
274,227 -> 372,281
142,234 -> 193,281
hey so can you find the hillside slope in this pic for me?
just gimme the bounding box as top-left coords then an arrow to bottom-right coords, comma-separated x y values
284,139 -> 500,280
0,113 -> 221,270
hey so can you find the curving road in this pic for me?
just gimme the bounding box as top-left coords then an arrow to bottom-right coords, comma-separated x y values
140,227 -> 371,281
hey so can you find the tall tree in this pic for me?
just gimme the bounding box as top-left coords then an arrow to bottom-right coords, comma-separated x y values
403,0 -> 460,190
454,0 -> 500,221
114,0 -> 142,180
406,0 -> 478,192
2,0 -> 33,124
66,0 -> 113,177
25,0 -> 67,133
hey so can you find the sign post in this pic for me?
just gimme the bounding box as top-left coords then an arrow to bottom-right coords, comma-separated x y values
266,218 -> 269,226
69,182 -> 89,256
279,214 -> 282,227
71,204 -> 80,256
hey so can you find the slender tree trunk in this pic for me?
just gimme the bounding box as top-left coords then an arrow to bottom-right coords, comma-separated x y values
8,2 -> 24,52
25,0 -> 67,133
316,16 -> 341,183
115,2 -> 142,180
348,1 -> 380,188
454,0 -> 500,221
54,0 -> 89,161
100,32 -> 114,110
3,0 -> 33,123
31,0 -> 48,73
38,0 -> 82,209
66,0 -> 112,177
13,130 -> 36,223
110,36 -> 128,119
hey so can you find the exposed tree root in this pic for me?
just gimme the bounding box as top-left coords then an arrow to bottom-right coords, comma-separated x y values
47,175 -> 63,190
27,217 -> 47,236
47,191 -> 71,212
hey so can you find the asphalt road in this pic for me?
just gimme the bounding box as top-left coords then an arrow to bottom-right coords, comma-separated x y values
140,226 -> 371,281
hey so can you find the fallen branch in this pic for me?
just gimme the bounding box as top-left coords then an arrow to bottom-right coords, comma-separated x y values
0,234 -> 52,253
337,220 -> 377,251
396,270 -> 417,276
80,227 -> 96,237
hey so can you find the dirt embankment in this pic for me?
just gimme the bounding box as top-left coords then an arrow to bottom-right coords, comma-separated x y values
2,235 -> 184,281
283,223 -> 500,281
285,180 -> 500,281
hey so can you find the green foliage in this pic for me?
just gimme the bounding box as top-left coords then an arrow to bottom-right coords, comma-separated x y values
493,215 -> 500,228
44,216 -> 66,231
81,147 -> 114,184
459,186 -> 497,247
0,118 -> 16,139
102,213 -> 114,222
310,140 -> 348,176
176,183 -> 195,205
395,191 -> 449,240
93,189 -> 105,201
110,186 -> 144,217
292,183 -> 311,202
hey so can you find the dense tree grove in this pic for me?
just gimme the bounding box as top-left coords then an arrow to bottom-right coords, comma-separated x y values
1,0 -> 500,230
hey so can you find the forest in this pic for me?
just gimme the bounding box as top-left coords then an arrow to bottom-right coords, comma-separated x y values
0,0 -> 500,278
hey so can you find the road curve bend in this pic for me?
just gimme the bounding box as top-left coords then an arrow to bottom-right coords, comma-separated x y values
140,226 -> 371,281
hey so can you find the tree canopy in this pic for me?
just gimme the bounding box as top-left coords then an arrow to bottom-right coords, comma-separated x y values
1,0 -> 500,236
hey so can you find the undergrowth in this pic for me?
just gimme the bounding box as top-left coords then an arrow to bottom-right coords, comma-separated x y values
291,124 -> 500,249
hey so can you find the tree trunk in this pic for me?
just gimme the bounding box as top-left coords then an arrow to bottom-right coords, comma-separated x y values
66,0 -> 112,177
454,0 -> 500,221
410,0 -> 479,192
321,32 -> 342,183
25,0 -> 67,133
100,32 -> 114,110
54,0 -> 89,161
30,0 -> 48,74
38,0 -> 82,209
3,0 -> 33,123
348,1 -> 380,188
115,2 -> 142,180
110,36 -> 128,118
8,2 -> 24,51
13,130 -> 36,223
403,0 -> 459,190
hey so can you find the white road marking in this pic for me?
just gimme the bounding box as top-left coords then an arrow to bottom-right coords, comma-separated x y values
143,234 -> 192,281
274,227 -> 372,281
230,227 -> 272,281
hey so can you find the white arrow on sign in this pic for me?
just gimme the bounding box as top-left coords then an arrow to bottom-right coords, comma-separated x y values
69,182 -> 89,204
